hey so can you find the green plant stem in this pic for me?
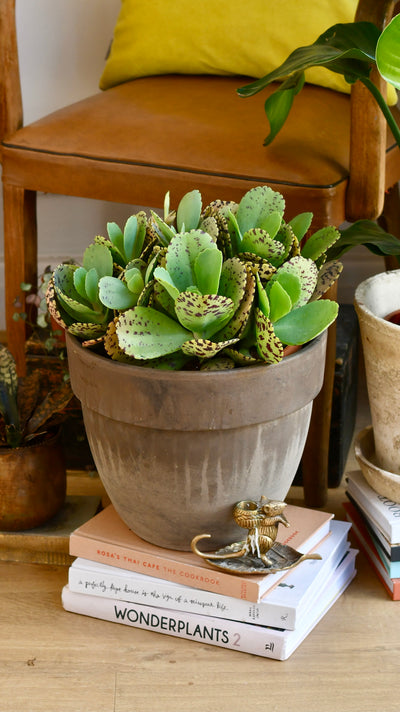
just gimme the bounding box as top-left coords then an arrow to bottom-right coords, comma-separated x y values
360,76 -> 400,148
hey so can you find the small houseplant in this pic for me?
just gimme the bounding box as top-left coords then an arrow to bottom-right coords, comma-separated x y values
0,344 -> 73,530
45,184 -> 344,549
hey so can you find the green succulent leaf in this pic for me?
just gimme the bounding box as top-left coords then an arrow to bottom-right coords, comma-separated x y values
227,209 -> 242,254
177,189 -> 202,232
288,212 -> 313,241
67,321 -> 107,339
73,267 -> 89,300
241,228 -> 285,264
236,186 -> 285,236
194,247 -> 223,295
82,243 -> 113,278
125,267 -> 145,295
273,271 -> 302,308
218,258 -> 247,306
274,300 -> 338,345
153,266 -> 180,301
116,307 -> 190,359
85,268 -> 101,305
181,337 -> 238,358
98,276 -> 139,310
107,221 -> 124,255
311,261 -> 343,301
165,231 -> 219,292
256,274 -> 270,318
55,287 -> 107,324
255,308 -> 284,364
175,292 -> 235,339
301,225 -> 340,261
268,281 -> 292,323
273,256 -> 318,307
150,211 -> 176,246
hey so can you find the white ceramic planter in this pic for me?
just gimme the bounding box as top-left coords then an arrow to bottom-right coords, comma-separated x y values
354,270 -> 400,476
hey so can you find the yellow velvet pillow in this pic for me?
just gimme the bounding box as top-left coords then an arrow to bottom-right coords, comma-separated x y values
99,0 -> 395,103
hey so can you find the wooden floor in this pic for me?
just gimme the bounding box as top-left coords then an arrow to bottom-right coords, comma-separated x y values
1,382 -> 399,712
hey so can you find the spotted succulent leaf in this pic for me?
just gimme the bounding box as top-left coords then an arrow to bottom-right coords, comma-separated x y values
200,356 -> 235,371
216,267 -> 255,340
67,321 -> 108,340
175,292 -> 235,339
181,337 -> 239,358
255,309 -> 284,364
236,186 -> 285,236
310,261 -> 343,301
98,276 -> 139,310
272,256 -> 318,307
165,230 -> 219,292
116,307 -> 190,359
301,225 -> 340,261
82,243 -> 114,278
241,228 -> 285,264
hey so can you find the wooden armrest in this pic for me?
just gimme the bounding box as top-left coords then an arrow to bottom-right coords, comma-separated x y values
346,0 -> 396,221
0,0 -> 22,149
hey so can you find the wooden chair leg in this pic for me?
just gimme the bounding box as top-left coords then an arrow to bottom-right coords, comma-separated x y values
3,184 -> 38,375
300,283 -> 338,508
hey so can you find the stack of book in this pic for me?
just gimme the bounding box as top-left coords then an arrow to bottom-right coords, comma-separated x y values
62,503 -> 357,660
344,470 -> 400,600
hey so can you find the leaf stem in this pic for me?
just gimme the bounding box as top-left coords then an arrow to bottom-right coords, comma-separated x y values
359,76 -> 400,148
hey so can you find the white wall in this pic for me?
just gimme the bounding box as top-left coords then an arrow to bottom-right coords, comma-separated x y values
0,1 -> 384,329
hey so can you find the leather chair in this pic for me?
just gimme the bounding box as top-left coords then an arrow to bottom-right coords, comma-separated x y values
1,0 -> 399,507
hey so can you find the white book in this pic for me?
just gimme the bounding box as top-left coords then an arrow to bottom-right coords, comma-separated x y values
346,471 -> 400,544
62,549 -> 357,661
69,520 -> 350,630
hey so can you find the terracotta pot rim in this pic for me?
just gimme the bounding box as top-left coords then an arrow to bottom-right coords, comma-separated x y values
65,331 -> 325,383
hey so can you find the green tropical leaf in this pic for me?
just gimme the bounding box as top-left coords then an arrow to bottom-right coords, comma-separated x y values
376,14 -> 400,90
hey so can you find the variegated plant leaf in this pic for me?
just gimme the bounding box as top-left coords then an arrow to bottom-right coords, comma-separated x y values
67,321 -> 108,340
241,228 -> 285,265
181,337 -> 239,358
45,277 -> 71,330
199,215 -> 219,241
271,255 -> 318,307
165,230 -> 219,292
116,307 -> 190,359
216,267 -> 256,340
301,225 -> 340,261
238,253 -> 277,281
200,356 -> 235,371
223,347 -> 261,366
255,308 -> 284,364
175,292 -> 235,340
310,260 -> 343,301
26,380 -> 73,436
103,318 -> 134,361
236,185 -> 285,235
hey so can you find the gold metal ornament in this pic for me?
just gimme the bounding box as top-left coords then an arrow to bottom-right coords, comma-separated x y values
191,497 -> 322,575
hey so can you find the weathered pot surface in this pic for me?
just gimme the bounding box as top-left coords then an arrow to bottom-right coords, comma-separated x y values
355,426 -> 400,504
66,331 -> 327,550
355,270 -> 400,475
0,428 -> 66,531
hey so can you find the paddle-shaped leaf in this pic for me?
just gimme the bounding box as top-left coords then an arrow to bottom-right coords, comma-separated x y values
116,307 -> 190,359
255,309 -> 284,364
236,186 -> 285,235
175,292 -> 235,339
274,300 -> 338,345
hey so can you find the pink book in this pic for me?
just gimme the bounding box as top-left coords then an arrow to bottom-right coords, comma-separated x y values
69,504 -> 333,603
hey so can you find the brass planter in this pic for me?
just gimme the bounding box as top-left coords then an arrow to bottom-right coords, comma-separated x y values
0,429 -> 66,531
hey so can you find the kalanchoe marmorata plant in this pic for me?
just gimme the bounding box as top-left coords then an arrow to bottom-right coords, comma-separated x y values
46,186 -> 341,370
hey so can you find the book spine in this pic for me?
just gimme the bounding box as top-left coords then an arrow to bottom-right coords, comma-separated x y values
61,551 -> 357,661
70,532 -> 286,603
347,480 -> 400,542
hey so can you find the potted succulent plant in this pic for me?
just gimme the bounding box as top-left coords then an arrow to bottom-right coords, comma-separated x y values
44,184 -> 344,550
0,344 -> 73,530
